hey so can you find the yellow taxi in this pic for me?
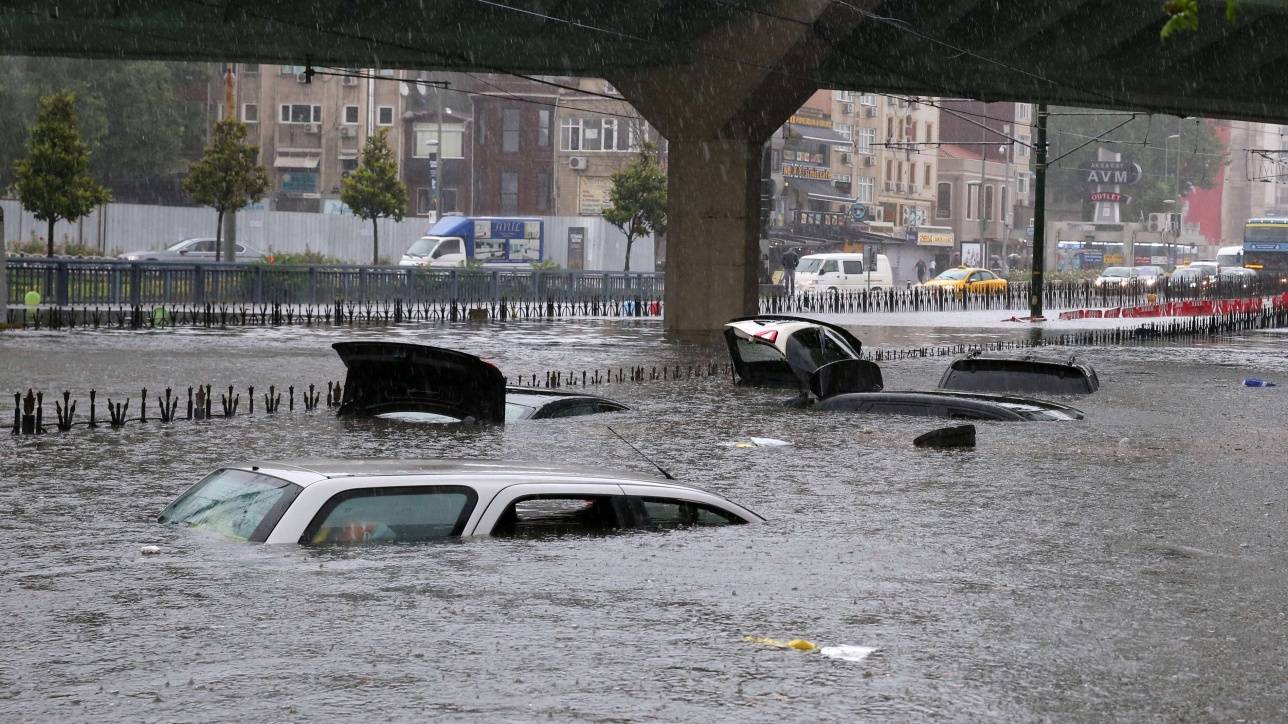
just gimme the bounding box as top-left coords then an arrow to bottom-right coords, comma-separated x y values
922,266 -> 1009,294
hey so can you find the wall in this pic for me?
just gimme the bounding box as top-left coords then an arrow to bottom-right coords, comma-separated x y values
0,199 -> 653,270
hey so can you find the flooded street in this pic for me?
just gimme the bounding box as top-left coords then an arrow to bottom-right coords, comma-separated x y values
2,320 -> 1287,721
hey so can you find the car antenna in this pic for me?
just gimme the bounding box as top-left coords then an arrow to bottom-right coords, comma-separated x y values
606,426 -> 676,480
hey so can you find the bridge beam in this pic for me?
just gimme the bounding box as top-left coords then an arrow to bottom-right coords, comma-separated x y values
610,1 -> 868,332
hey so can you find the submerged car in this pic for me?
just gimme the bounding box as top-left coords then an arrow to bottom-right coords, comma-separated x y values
724,316 -> 1083,421
157,460 -> 763,544
332,341 -> 628,423
939,353 -> 1099,395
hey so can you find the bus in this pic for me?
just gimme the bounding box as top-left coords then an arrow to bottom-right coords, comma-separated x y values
1243,217 -> 1288,273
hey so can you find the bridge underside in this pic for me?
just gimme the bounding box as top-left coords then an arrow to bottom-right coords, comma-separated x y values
4,0 -> 1284,329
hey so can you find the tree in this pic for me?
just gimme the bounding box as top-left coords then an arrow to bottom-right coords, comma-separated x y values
341,129 -> 407,266
14,91 -> 112,257
603,142 -> 667,272
1162,0 -> 1239,39
182,119 -> 269,261
1045,109 -> 1224,223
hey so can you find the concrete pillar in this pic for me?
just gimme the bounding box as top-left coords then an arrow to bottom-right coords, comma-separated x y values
664,139 -> 761,332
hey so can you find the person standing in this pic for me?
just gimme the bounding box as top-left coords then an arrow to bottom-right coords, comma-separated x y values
781,247 -> 800,295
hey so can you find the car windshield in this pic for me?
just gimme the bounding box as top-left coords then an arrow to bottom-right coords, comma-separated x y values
158,469 -> 300,542
504,401 -> 536,422
935,269 -> 970,280
1135,266 -> 1161,276
404,238 -> 436,256
797,258 -> 824,273
1102,267 -> 1133,277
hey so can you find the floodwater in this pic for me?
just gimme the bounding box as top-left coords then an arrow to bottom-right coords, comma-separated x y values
2,320 -> 1287,721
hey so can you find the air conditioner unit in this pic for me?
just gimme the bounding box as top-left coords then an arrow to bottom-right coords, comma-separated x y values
339,126 -> 355,138
568,156 -> 588,170
295,72 -> 310,84
1147,212 -> 1168,232
304,123 -> 320,134
341,76 -> 358,87
864,155 -> 876,167
841,102 -> 854,114
865,106 -> 878,118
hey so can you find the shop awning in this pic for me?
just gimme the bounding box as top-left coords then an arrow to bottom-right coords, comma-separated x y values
274,155 -> 321,169
784,177 -> 856,204
795,126 -> 853,146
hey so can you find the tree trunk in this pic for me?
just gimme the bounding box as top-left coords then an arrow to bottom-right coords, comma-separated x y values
215,210 -> 224,262
372,218 -> 379,266
46,218 -> 55,258
623,234 -> 633,273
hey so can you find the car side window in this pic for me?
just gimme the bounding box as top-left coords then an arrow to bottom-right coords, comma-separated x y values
967,272 -> 982,282
842,260 -> 864,274
979,270 -> 996,281
491,495 -> 624,538
821,260 -> 839,274
302,485 -> 477,545
235,244 -> 246,253
432,239 -> 461,258
191,240 -> 216,252
637,497 -> 745,529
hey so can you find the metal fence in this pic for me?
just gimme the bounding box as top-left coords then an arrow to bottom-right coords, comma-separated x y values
5,259 -> 664,306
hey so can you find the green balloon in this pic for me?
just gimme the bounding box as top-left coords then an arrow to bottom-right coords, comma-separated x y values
152,306 -> 169,323
23,290 -> 41,306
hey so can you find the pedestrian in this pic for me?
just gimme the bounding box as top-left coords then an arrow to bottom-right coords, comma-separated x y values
915,259 -> 927,283
928,258 -> 937,277
760,254 -> 771,284
781,247 -> 800,295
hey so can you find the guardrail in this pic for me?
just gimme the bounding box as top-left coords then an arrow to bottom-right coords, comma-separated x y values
4,258 -> 664,307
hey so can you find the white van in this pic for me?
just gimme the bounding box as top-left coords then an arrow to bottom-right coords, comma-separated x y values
795,253 -> 894,293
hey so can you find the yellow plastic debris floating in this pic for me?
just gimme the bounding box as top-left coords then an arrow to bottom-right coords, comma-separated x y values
742,635 -> 817,652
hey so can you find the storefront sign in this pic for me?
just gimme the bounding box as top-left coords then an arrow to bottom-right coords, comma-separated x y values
280,171 -> 318,194
1079,160 -> 1142,185
1089,191 -> 1127,203
915,229 -> 955,247
783,163 -> 832,181
788,114 -> 833,130
578,176 -> 612,215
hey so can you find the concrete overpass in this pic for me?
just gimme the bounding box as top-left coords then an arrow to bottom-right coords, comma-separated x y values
4,0 -> 1286,330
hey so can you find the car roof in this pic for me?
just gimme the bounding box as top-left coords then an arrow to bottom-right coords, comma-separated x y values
229,458 -> 673,488
799,252 -> 863,259
503,387 -> 617,403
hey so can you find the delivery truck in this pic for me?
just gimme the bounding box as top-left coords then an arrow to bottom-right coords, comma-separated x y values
399,216 -> 544,268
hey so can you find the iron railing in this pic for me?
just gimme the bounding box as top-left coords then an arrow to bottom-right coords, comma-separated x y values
5,259 -> 664,306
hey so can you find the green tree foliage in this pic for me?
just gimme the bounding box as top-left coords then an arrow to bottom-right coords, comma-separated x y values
182,119 -> 269,261
1045,109 -> 1224,223
341,129 -> 407,266
602,142 -> 667,272
14,91 -> 112,257
0,57 -> 209,201
1162,0 -> 1239,39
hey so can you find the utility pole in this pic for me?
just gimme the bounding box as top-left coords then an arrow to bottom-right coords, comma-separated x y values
435,81 -> 444,220
1030,103 -> 1048,320
978,119 -> 988,266
221,65 -> 238,263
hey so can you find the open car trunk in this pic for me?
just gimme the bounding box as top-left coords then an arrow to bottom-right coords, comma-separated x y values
724,315 -> 882,396
333,342 -> 506,424
938,354 -> 1099,395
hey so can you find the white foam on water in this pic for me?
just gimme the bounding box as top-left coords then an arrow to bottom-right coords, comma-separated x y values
818,645 -> 877,662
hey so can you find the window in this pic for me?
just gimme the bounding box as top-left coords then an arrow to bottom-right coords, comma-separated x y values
821,260 -> 839,273
536,170 -> 551,212
984,184 -> 994,220
843,260 -> 864,274
834,122 -> 852,139
377,106 -> 394,126
491,495 -> 624,537
500,171 -> 519,214
538,109 -> 551,147
279,104 -> 321,124
242,103 -> 258,123
280,64 -> 305,75
1016,103 -> 1032,122
502,108 -> 520,153
339,157 -> 358,172
886,116 -> 893,139
924,164 -> 932,188
582,118 -> 602,151
1000,186 -> 1009,223
241,63 -> 259,74
885,159 -> 893,181
927,123 -> 935,142
413,123 -> 465,158
416,188 -> 433,214
858,127 -> 875,153
897,162 -> 904,183
561,117 -> 581,151
303,486 -> 477,545
158,469 -> 301,543
1018,172 -> 1030,194
936,182 -> 952,218
441,188 -> 458,213
857,176 -> 874,203
343,105 -> 359,125
834,90 -> 854,102
967,183 -> 979,220
860,93 -> 876,106
1018,137 -> 1031,159
910,163 -> 917,186
602,119 -> 616,151
637,498 -> 743,529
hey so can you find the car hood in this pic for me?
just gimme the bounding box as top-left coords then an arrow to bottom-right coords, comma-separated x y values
333,342 -> 506,423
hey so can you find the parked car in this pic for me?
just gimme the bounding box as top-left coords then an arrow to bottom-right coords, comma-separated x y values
921,266 -> 1008,294
1218,266 -> 1257,292
157,460 -> 763,544
1093,266 -> 1139,289
723,316 -> 1083,421
1133,265 -> 1168,289
118,237 -> 266,262
332,341 -> 629,424
794,253 -> 894,294
1168,265 -> 1217,292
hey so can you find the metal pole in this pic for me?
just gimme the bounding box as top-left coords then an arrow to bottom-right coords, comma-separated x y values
978,120 -> 988,263
1029,104 -> 1048,320
0,206 -> 7,324
435,82 -> 443,218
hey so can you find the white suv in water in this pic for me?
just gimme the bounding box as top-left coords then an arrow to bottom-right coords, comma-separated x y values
158,460 -> 762,545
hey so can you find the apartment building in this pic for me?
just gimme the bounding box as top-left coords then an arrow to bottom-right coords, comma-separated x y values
553,78 -> 661,218
877,96 -> 938,230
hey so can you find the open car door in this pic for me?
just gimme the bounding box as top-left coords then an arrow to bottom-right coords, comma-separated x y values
724,316 -> 882,397
333,342 -> 507,423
